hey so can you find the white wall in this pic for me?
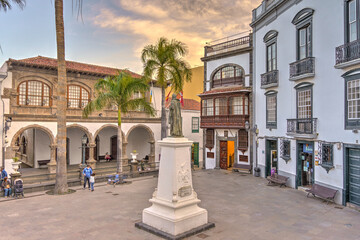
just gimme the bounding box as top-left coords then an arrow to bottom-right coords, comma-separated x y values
34,129 -> 51,168
97,127 -> 117,156
67,128 -> 85,165
126,127 -> 151,160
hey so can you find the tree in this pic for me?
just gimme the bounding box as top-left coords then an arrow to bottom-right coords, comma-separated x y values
0,0 -> 25,12
141,37 -> 192,140
53,0 -> 68,194
82,72 -> 155,173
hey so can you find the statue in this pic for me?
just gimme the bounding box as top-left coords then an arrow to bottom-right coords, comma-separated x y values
169,93 -> 183,137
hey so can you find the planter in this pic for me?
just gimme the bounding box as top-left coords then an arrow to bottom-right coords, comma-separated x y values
12,161 -> 21,174
130,152 -> 138,163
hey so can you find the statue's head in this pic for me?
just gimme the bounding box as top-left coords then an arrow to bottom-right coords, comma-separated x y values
172,93 -> 177,100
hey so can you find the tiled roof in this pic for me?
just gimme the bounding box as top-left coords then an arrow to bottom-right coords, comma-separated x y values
198,86 -> 251,96
165,95 -> 200,111
8,56 -> 142,78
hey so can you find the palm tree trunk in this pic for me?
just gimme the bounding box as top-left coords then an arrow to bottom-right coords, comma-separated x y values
161,86 -> 167,139
54,0 -> 68,194
117,109 -> 122,173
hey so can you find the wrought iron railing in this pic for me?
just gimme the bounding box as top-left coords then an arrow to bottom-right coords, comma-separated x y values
261,70 -> 278,88
200,115 -> 249,128
289,57 -> 315,79
287,118 -> 317,135
335,40 -> 360,65
205,35 -> 251,56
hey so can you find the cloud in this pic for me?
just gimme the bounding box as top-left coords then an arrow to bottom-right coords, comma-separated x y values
92,0 -> 262,70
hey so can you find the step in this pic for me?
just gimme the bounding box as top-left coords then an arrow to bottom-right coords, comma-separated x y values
23,178 -> 81,194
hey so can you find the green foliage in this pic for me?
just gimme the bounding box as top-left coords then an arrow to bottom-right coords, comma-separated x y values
0,0 -> 25,12
82,72 -> 155,124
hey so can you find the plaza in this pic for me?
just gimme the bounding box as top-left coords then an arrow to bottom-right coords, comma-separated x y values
0,170 -> 359,240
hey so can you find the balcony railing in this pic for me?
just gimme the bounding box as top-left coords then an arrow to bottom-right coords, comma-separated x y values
261,70 -> 279,89
200,115 -> 249,129
335,39 -> 360,65
212,76 -> 243,88
287,118 -> 317,135
205,35 -> 251,57
289,57 -> 315,80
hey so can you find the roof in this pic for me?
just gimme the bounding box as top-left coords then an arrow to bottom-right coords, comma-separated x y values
165,95 -> 200,111
8,56 -> 142,78
198,86 -> 251,97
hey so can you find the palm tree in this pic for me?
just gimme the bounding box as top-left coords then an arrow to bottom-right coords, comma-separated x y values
0,0 -> 25,11
141,37 -> 192,140
54,0 -> 68,194
82,72 -> 155,173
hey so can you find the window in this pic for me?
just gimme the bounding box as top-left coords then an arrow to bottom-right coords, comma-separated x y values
267,43 -> 277,72
67,85 -> 90,109
211,65 -> 244,88
347,79 -> 360,120
202,99 -> 214,116
292,8 -> 314,60
192,117 -> 199,133
206,129 -> 214,148
280,140 -> 290,161
18,81 -> 51,107
321,144 -> 333,166
229,97 -> 242,115
297,88 -> 312,119
347,0 -> 358,43
215,98 -> 227,115
132,91 -> 143,111
266,93 -> 277,128
238,129 -> 248,150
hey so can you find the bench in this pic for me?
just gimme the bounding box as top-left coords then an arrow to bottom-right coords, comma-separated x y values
38,160 -> 50,167
267,174 -> 289,187
232,163 -> 252,174
306,183 -> 338,203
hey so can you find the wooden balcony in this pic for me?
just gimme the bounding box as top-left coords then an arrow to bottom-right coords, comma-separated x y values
261,70 -> 278,89
200,115 -> 249,129
289,57 -> 315,81
335,39 -> 360,68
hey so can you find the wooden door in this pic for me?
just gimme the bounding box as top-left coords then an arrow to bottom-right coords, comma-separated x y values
220,141 -> 228,169
111,135 -> 117,160
85,138 -> 89,161
94,136 -> 99,161
66,138 -> 70,165
347,148 -> 360,206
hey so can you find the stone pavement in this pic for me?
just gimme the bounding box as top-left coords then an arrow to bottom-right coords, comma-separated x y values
0,170 -> 359,240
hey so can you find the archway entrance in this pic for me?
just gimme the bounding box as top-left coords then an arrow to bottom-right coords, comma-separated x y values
94,126 -> 120,162
126,125 -> 155,163
66,127 -> 90,166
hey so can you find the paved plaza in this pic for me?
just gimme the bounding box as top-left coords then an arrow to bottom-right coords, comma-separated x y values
0,170 -> 359,240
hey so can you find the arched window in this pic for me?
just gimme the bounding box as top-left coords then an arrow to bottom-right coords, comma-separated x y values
212,65 -> 243,88
67,85 -> 90,108
18,81 -> 51,106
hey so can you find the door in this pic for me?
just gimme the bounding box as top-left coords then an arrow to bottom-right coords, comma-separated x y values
265,140 -> 277,177
94,136 -> 99,161
192,142 -> 199,167
220,141 -> 228,169
66,138 -> 70,165
296,142 -> 314,188
347,148 -> 360,206
111,135 -> 117,160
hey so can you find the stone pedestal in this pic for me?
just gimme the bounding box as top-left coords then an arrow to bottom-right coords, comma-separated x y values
136,137 -> 214,239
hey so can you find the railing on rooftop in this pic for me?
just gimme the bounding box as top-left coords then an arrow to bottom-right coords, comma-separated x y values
252,0 -> 282,22
205,35 -> 251,57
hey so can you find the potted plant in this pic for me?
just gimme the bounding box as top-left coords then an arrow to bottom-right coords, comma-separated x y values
12,157 -> 21,173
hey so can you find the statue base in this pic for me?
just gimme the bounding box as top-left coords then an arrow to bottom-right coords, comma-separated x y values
136,137 -> 214,237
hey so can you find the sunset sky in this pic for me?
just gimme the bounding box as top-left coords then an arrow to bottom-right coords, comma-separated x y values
0,0 -> 262,74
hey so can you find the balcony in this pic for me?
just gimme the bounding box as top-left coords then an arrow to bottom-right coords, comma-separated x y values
335,40 -> 360,68
286,118 -> 318,138
200,115 -> 249,129
204,35 -> 251,58
289,57 -> 315,81
261,70 -> 279,89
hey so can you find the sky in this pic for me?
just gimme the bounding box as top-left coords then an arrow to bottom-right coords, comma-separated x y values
0,0 -> 262,74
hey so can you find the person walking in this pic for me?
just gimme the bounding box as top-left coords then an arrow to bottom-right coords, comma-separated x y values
83,165 -> 92,190
90,173 -> 95,192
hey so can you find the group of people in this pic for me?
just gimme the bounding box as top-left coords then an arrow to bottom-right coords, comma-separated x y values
82,165 -> 95,191
0,167 -> 11,198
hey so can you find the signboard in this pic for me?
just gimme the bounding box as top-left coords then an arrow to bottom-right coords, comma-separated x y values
303,144 -> 313,153
178,186 -> 192,197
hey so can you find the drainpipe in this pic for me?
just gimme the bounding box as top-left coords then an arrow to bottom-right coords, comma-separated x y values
0,71 -> 7,168
252,29 -> 258,170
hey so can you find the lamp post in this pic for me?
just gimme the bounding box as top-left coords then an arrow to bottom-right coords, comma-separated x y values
81,134 -> 87,168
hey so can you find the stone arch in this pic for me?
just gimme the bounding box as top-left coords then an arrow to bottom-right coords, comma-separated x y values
11,124 -> 55,148
93,124 -> 125,143
66,124 -> 93,143
125,124 -> 155,143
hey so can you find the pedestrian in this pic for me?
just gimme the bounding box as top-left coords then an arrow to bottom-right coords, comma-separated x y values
105,152 -> 111,162
0,167 -> 7,191
2,177 -> 11,198
83,165 -> 92,190
90,173 -> 95,192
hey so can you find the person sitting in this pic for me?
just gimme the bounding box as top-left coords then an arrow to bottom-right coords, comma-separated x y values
2,177 -> 11,198
105,152 -> 111,162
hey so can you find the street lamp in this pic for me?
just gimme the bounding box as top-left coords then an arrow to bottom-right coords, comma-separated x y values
81,134 -> 87,167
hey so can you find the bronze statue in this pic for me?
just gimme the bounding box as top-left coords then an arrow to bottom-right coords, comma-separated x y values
169,93 -> 183,137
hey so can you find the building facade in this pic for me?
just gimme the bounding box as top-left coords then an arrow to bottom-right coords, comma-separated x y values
200,34 -> 253,171
251,0 -> 360,206
0,56 -> 162,174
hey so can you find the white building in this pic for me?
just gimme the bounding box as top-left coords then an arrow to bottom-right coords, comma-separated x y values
251,0 -> 360,206
200,33 -> 253,171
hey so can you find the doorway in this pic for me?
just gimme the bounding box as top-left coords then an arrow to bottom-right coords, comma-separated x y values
220,141 -> 228,169
265,139 -> 278,177
296,141 -> 314,188
345,147 -> 360,206
191,142 -> 199,167
111,135 -> 117,160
